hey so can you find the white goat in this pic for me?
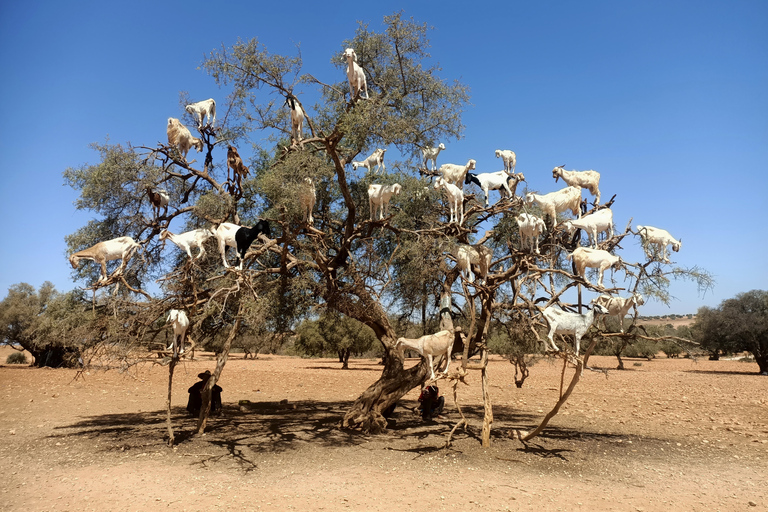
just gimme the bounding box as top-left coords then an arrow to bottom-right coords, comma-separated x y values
342,48 -> 368,100
166,309 -> 190,355
542,301 -> 609,355
433,176 -> 464,225
563,208 -> 614,248
159,228 -> 215,260
465,171 -> 525,206
567,247 -> 622,288
438,159 -> 476,187
455,244 -> 493,283
352,148 -> 386,174
516,213 -> 546,254
525,186 -> 582,228
552,166 -> 601,205
299,177 -> 316,224
167,117 -> 203,160
185,98 -> 216,129
594,293 -> 645,333
69,236 -> 141,283
395,330 -> 455,380
494,149 -> 517,173
636,225 -> 682,263
421,143 -> 446,171
285,95 -> 304,142
368,183 -> 402,221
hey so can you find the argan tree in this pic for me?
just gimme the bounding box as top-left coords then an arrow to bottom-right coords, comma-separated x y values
64,13 -> 713,443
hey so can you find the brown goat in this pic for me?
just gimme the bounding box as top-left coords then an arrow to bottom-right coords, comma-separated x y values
227,145 -> 249,190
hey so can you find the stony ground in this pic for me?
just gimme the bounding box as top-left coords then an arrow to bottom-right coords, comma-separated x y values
1,348 -> 766,511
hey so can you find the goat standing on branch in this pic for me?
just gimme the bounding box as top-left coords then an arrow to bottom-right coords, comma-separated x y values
516,213 -> 546,254
421,143 -> 445,171
466,170 -> 525,206
352,148 -> 387,174
567,247 -> 622,288
368,183 -> 401,221
285,94 -> 304,143
562,208 -> 614,249
185,98 -> 216,129
342,48 -> 368,100
159,228 -> 215,261
542,301 -> 609,355
226,145 -> 249,190
494,149 -> 517,173
299,177 -> 316,225
525,186 -> 582,229
69,236 -> 142,283
594,293 -> 645,333
166,309 -> 191,356
636,225 -> 682,263
396,330 -> 455,381
434,176 -> 464,225
146,188 -> 169,219
215,221 -> 272,270
552,165 -> 601,205
455,244 -> 493,283
438,159 -> 476,187
167,118 -> 202,161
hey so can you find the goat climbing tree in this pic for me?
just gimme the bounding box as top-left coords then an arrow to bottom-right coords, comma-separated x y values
65,12 -> 712,444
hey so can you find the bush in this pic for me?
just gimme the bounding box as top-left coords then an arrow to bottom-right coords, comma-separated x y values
6,352 -> 28,364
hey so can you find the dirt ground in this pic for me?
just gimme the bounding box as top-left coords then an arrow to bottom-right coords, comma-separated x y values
1,348 -> 766,512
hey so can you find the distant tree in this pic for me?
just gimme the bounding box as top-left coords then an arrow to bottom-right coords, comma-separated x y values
296,311 -> 377,368
0,282 -> 90,367
692,290 -> 768,374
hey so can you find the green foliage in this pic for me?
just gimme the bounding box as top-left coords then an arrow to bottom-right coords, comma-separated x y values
6,352 -> 28,364
295,311 -> 377,359
692,290 -> 768,374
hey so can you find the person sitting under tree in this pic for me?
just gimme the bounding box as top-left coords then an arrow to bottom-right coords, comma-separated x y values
418,384 -> 444,421
187,370 -> 222,416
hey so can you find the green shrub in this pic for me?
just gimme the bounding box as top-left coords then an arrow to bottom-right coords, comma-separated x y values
6,352 -> 28,364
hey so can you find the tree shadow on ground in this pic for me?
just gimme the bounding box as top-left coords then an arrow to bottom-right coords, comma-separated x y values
49,399 -> 663,470
685,369 -> 761,376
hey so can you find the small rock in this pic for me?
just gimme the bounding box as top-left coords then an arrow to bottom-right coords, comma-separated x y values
748,501 -> 757,507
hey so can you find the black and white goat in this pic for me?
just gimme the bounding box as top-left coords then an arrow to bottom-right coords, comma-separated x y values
465,171 -> 525,206
285,94 -> 304,143
215,220 -> 272,270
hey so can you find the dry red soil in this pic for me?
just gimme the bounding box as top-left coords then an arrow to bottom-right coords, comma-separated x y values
1,349 -> 766,511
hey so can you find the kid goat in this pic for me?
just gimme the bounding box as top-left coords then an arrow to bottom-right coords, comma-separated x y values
159,228 -> 215,260
542,301 -> 609,356
368,183 -> 401,221
215,221 -> 272,270
567,247 -> 622,288
69,236 -> 142,283
396,330 -> 455,381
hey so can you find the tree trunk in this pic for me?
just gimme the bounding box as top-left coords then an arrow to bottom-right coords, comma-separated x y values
341,345 -> 428,434
197,313 -> 241,434
165,356 -> 177,446
755,352 -> 768,375
341,348 -> 351,369
30,346 -> 79,368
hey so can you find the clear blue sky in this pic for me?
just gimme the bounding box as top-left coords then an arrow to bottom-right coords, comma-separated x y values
0,1 -> 766,316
